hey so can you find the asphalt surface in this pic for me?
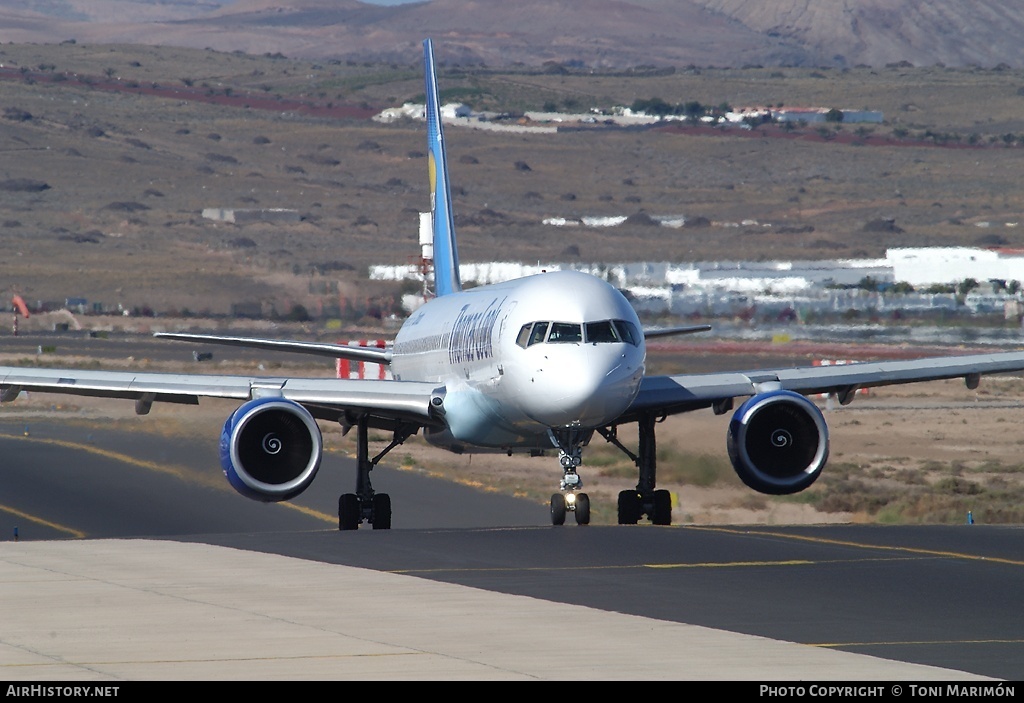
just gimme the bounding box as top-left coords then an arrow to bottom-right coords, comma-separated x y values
192,525 -> 1024,680
2,335 -> 1024,683
0,419 -> 543,538
1,418 -> 1022,680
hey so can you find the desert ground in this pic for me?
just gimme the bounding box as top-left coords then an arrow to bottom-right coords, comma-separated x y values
4,43 -> 1024,322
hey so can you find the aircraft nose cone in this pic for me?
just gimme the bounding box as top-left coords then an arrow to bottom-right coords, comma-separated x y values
525,346 -> 641,427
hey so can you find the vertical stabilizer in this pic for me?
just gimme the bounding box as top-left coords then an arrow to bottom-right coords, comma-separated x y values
423,38 -> 462,297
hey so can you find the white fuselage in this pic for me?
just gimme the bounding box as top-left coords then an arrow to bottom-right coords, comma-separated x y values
390,270 -> 646,451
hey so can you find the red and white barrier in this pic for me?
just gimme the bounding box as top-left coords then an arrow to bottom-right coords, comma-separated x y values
336,339 -> 391,380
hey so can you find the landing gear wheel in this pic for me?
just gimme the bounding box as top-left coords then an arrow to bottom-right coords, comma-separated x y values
339,493 -> 360,531
574,493 -> 591,525
617,490 -> 641,525
550,493 -> 566,526
371,493 -> 392,530
652,489 -> 672,526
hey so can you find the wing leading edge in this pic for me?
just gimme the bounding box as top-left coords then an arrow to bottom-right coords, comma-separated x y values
0,366 -> 441,425
623,349 -> 1024,421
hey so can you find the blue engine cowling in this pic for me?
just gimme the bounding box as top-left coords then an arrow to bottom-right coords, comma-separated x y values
219,397 -> 323,502
726,390 -> 829,495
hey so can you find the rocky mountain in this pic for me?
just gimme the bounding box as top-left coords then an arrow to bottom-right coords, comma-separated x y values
0,0 -> 1023,68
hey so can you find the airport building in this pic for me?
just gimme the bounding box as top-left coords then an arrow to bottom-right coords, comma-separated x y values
371,246 -> 1024,319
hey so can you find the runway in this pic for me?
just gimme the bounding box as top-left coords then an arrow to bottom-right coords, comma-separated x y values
1,419 -> 1022,680
193,524 -> 1024,680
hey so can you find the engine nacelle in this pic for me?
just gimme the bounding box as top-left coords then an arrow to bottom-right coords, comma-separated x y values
220,397 -> 323,502
726,390 -> 829,495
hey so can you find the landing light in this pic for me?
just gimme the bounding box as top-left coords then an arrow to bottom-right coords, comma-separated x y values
565,493 -> 577,506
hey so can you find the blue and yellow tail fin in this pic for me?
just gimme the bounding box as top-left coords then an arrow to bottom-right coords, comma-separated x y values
423,38 -> 462,297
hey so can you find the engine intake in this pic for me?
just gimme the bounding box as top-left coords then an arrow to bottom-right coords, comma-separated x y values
727,390 -> 829,495
220,397 -> 323,502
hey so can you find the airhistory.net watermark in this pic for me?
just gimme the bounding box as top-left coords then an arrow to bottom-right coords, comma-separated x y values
6,687 -> 119,698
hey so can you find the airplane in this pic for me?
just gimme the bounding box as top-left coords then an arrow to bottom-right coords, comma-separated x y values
6,39 -> 1024,530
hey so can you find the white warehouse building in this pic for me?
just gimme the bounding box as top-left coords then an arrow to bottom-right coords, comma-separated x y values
372,246 -> 1024,312
887,247 -> 1024,286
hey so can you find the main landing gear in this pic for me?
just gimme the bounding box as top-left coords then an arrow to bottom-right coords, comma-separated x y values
598,412 -> 673,526
338,415 -> 415,531
548,429 -> 591,526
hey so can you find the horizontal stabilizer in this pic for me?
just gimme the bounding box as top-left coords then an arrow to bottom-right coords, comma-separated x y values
155,333 -> 392,364
643,324 -> 712,339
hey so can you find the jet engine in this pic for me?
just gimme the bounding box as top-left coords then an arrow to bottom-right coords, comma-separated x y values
726,390 -> 829,495
219,397 -> 323,502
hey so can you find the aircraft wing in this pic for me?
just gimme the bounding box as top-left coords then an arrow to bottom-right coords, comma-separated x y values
0,366 -> 440,425
622,349 -> 1024,420
154,333 -> 392,364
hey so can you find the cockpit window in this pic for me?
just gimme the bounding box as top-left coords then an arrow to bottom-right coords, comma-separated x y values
548,322 -> 583,343
517,319 -> 640,347
613,319 -> 640,346
585,321 -> 618,343
528,321 -> 549,346
516,323 -> 533,348
515,321 -> 550,348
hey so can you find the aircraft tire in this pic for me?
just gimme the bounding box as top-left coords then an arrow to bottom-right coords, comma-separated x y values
339,493 -> 360,531
371,493 -> 392,530
550,493 -> 567,526
574,493 -> 591,525
652,489 -> 672,526
617,490 -> 641,525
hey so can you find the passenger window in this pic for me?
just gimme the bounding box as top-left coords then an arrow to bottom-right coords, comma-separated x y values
613,320 -> 640,346
548,322 -> 582,343
585,321 -> 619,343
528,322 -> 549,346
516,323 -> 533,348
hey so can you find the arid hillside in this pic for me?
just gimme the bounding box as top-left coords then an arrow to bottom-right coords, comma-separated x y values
2,42 -> 1024,320
1,0 -> 1024,69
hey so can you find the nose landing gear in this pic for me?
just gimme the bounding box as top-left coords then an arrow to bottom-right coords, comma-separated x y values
548,429 -> 591,526
550,485 -> 591,526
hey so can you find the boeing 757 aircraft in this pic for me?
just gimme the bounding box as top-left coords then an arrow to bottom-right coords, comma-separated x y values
5,39 -> 1024,529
